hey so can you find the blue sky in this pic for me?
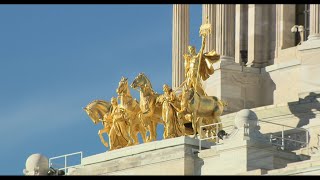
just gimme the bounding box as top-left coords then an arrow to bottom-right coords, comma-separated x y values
0,4 -> 202,175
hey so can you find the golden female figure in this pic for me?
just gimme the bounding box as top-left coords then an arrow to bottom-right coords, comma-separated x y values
157,84 -> 185,139
106,97 -> 131,150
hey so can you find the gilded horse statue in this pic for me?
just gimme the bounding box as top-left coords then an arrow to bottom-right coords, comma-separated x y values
83,100 -> 113,148
83,99 -> 131,150
179,86 -> 226,138
116,77 -> 148,145
131,73 -> 163,142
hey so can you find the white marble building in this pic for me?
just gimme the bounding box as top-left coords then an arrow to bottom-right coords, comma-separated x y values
172,4 -> 320,113
171,4 -> 320,175
26,4 -> 320,175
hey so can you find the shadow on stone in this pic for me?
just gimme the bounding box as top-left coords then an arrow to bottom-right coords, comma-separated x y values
288,92 -> 320,128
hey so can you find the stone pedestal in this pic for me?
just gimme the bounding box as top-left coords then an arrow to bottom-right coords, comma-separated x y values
69,136 -> 212,175
204,63 -> 267,114
68,109 -> 307,175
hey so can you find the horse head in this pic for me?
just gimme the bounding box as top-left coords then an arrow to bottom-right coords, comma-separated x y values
83,100 -> 112,125
117,76 -> 129,95
182,86 -> 194,101
131,73 -> 145,90
83,106 -> 99,124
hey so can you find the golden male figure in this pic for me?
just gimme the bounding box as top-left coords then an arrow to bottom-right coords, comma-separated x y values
179,18 -> 224,138
183,18 -> 220,95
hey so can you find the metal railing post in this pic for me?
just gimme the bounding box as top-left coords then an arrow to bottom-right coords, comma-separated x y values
80,152 -> 83,165
216,124 -> 218,143
282,125 -> 285,150
64,155 -> 67,173
259,119 -> 309,151
198,122 -> 223,151
48,151 -> 83,175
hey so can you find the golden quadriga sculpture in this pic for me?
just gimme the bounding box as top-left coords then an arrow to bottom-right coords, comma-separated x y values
83,18 -> 227,150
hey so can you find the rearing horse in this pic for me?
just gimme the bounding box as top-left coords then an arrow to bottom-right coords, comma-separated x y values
131,73 -> 163,142
83,100 -> 113,148
84,99 -> 131,150
116,77 -> 147,145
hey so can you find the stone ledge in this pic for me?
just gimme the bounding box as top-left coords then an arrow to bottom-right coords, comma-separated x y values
81,136 -> 213,165
297,39 -> 320,51
265,59 -> 301,72
238,169 -> 268,175
267,157 -> 320,175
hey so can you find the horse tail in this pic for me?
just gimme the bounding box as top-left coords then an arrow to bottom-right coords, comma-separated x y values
214,100 -> 227,115
219,100 -> 228,107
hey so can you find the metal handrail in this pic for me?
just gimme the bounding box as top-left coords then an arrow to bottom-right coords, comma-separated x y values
197,119 -> 309,153
49,151 -> 83,175
199,122 -> 222,151
258,119 -> 309,151
271,135 -> 307,144
258,119 -> 309,133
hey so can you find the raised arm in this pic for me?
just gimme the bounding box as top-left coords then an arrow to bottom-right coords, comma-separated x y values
199,35 -> 207,55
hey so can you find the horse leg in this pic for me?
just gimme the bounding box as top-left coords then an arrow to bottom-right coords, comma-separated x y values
198,117 -> 205,139
131,125 -> 140,145
191,113 -> 197,138
123,122 -> 134,147
98,128 -> 109,148
126,123 -> 134,146
139,123 -> 148,143
162,113 -> 168,139
139,113 -> 151,142
148,120 -> 157,142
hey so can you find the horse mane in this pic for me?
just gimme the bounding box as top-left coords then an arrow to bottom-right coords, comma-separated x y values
88,99 -> 110,107
120,79 -> 131,96
87,100 -> 112,114
141,74 -> 157,95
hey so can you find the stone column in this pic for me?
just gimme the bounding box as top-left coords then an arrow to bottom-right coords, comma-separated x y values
308,4 -> 320,40
247,4 -> 276,68
172,4 -> 189,90
274,4 -> 296,58
202,4 -> 216,53
235,4 -> 248,65
215,4 -> 235,63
